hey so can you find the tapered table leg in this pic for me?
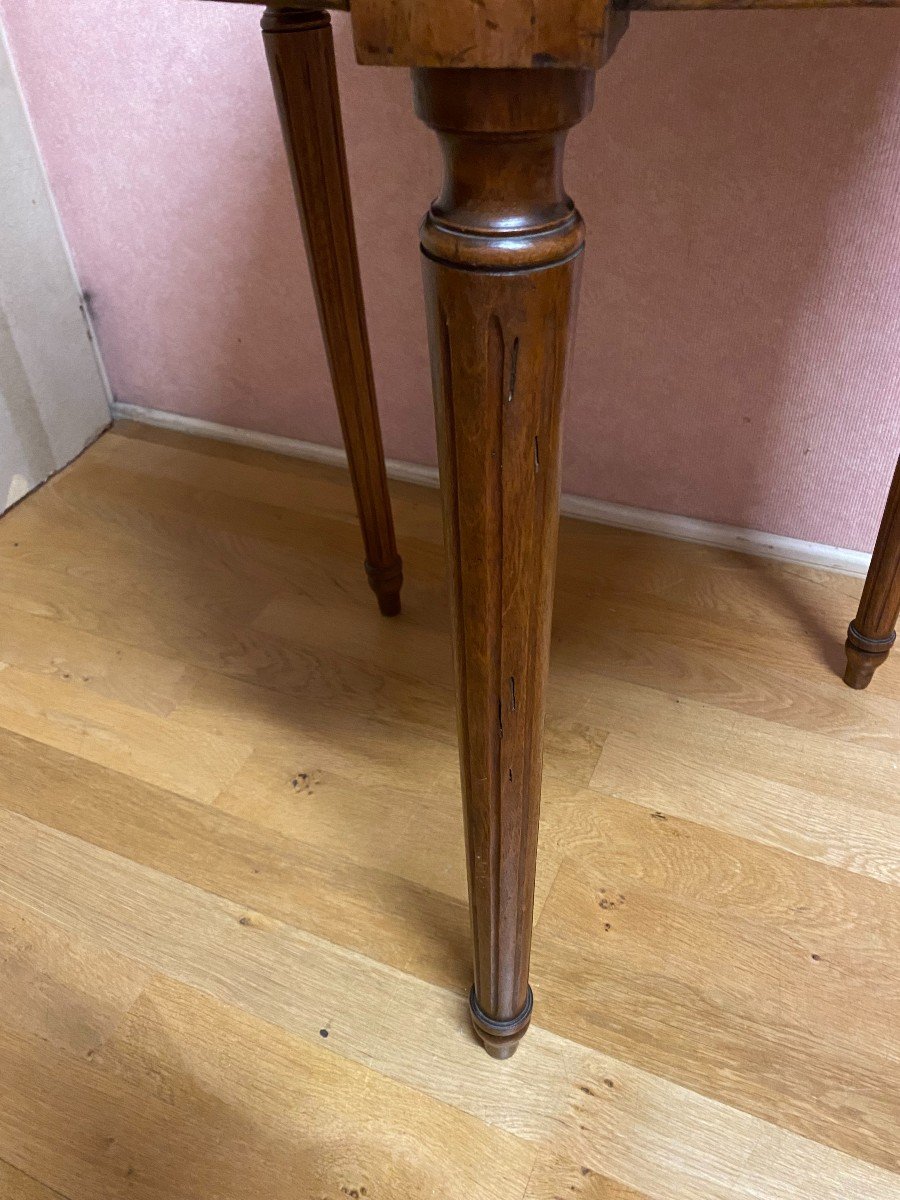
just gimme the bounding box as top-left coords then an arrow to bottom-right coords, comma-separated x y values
413,68 -> 594,1057
845,455 -> 900,688
263,8 -> 403,616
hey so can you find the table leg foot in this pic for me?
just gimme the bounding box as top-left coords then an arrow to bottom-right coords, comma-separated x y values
844,626 -> 895,690
469,985 -> 533,1059
843,456 -> 900,690
366,559 -> 404,617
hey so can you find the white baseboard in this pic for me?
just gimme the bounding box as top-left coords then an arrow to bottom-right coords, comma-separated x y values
111,402 -> 872,578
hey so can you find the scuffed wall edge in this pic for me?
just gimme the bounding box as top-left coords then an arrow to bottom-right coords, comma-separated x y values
0,20 -> 113,410
111,401 -> 873,578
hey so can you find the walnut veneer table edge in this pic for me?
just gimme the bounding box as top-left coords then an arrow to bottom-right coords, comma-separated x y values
194,0 -> 900,1058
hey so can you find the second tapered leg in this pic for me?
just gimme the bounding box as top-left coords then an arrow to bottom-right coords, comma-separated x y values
414,68 -> 594,1057
845,455 -> 900,689
263,8 -> 403,616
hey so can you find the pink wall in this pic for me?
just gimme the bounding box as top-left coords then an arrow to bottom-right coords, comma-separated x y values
3,0 -> 899,550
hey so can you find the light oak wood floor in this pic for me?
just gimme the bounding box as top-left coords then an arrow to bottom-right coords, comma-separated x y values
0,421 -> 897,1200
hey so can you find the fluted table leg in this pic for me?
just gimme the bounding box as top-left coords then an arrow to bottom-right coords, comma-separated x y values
413,68 -> 594,1057
263,7 -> 403,616
845,455 -> 900,689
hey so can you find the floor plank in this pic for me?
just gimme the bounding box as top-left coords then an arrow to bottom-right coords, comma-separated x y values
0,814 -> 895,1200
0,988 -> 535,1200
595,731 -> 900,884
0,729 -> 473,992
0,898 -> 149,1058
534,851 -> 899,1170
0,665 -> 251,805
0,1157 -> 70,1199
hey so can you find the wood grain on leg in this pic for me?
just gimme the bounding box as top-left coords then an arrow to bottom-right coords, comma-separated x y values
414,68 -> 594,1057
845,455 -> 900,689
262,7 -> 403,616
